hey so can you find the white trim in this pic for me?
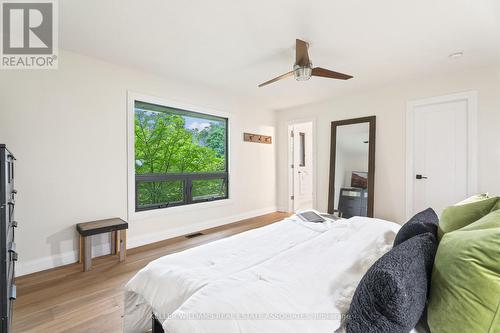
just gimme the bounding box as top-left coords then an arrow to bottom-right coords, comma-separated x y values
16,234 -> 115,276
287,118 -> 317,212
17,251 -> 77,277
127,206 -> 278,249
17,206 -> 278,276
287,124 -> 294,212
127,91 -> 232,222
405,91 -> 478,220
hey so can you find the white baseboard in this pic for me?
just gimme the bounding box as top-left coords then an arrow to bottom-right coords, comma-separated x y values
16,237 -> 118,276
16,206 -> 278,276
127,206 -> 278,249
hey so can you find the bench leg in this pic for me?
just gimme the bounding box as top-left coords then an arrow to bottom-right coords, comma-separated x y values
83,236 -> 92,271
115,230 -> 121,256
115,230 -> 120,254
118,229 -> 126,262
79,235 -> 83,263
110,230 -> 117,255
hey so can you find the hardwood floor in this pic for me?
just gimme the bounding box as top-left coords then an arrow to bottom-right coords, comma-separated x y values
13,212 -> 290,333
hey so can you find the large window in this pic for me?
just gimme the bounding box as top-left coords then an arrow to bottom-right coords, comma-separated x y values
134,101 -> 228,211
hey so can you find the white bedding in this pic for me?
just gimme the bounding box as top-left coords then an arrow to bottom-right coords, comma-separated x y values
124,215 -> 427,333
124,215 -> 329,332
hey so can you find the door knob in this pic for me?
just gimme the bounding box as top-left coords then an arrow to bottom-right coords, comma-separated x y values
416,174 -> 428,180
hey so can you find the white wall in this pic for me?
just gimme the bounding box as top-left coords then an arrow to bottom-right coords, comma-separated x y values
1,50 -> 498,276
0,50 -> 277,275
342,153 -> 368,188
333,146 -> 345,209
276,64 -> 500,223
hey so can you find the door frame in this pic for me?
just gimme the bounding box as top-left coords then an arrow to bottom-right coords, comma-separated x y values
405,91 -> 478,220
287,118 -> 317,212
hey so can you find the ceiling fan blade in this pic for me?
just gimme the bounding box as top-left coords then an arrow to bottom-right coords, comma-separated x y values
258,71 -> 294,87
312,67 -> 353,80
295,39 -> 310,67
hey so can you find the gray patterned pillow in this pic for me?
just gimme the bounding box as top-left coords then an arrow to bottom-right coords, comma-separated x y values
344,232 -> 437,333
393,208 -> 438,246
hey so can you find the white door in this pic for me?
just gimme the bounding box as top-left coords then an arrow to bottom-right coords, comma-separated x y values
408,93 -> 476,217
291,122 -> 313,211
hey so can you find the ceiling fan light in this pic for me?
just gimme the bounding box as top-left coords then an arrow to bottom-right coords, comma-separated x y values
257,39 -> 353,87
294,65 -> 312,81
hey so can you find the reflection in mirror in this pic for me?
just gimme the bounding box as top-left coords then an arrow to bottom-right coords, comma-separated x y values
334,123 -> 369,218
328,116 -> 376,218
299,133 -> 305,167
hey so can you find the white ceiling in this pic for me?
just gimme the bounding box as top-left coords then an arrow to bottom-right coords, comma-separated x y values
60,0 -> 500,111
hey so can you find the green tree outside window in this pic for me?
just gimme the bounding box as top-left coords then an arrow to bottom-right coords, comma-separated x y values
135,102 -> 228,209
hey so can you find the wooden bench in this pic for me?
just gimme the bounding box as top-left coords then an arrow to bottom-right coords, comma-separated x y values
76,218 -> 128,272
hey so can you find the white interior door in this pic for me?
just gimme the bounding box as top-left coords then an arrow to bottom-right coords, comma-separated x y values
291,122 -> 313,211
409,94 -> 476,217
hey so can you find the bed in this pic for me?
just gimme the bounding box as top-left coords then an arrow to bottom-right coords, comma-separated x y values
124,214 -> 428,333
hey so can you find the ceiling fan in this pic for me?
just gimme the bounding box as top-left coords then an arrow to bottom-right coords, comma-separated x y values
258,39 -> 353,87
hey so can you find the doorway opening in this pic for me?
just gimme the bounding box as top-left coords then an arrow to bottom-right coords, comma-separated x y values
288,121 -> 315,212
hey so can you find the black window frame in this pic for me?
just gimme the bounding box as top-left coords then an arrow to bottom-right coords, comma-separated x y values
134,100 -> 229,212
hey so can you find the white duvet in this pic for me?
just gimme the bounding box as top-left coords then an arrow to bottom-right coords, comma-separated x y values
124,215 -> 330,332
124,215 -> 424,333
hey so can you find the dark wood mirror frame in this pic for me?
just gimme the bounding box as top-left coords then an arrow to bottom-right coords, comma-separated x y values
328,116 -> 376,217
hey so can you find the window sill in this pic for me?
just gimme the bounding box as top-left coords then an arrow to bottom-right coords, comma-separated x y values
129,198 -> 234,221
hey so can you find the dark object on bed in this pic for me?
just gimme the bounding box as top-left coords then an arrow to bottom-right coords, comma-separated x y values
320,213 -> 342,221
393,208 -> 438,247
297,211 -> 326,223
345,232 -> 438,333
152,315 -> 165,333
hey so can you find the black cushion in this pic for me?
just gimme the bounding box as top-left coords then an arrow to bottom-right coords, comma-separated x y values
393,208 -> 438,247
345,232 -> 438,333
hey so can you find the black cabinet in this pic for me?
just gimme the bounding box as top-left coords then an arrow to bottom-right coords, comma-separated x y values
338,187 -> 368,218
0,145 -> 16,333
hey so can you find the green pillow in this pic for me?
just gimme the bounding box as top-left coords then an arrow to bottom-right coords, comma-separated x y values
456,193 -> 490,205
490,198 -> 500,212
438,196 -> 498,239
428,210 -> 500,333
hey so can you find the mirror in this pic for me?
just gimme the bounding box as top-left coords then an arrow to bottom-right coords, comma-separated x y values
328,116 -> 376,218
